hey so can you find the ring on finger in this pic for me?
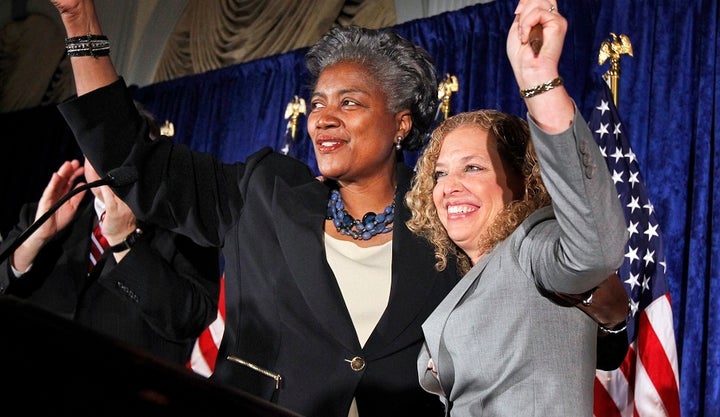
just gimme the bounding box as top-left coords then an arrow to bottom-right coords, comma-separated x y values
548,5 -> 556,12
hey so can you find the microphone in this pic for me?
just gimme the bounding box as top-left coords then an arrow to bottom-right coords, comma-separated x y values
104,166 -> 138,187
0,166 -> 138,264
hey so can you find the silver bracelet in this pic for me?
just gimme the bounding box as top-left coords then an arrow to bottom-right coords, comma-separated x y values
599,321 -> 627,334
519,76 -> 564,98
65,34 -> 110,58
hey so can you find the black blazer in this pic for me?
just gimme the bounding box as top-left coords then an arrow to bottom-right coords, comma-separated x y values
61,79 -> 459,417
0,193 -> 220,365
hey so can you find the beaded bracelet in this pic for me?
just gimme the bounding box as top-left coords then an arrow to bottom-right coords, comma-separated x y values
519,76 -> 564,98
65,34 -> 110,58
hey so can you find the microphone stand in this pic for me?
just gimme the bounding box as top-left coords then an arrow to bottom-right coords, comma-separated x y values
0,166 -> 137,265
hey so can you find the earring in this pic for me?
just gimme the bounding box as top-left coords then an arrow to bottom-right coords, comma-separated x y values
395,136 -> 403,151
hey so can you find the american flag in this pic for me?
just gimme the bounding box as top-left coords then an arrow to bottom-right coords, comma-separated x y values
187,274 -> 225,376
589,82 -> 681,417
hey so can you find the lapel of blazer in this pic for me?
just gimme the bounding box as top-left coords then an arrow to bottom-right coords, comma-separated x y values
421,243 -> 497,395
363,164 -> 447,354
272,177 -> 360,350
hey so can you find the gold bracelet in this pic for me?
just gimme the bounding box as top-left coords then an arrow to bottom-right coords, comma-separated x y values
519,76 -> 564,98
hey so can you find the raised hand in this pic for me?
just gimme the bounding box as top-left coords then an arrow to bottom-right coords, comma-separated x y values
97,184 -> 137,248
506,0 -> 573,133
34,160 -> 86,241
50,0 -> 119,96
507,0 -> 566,84
12,160 -> 86,271
50,0 -> 93,32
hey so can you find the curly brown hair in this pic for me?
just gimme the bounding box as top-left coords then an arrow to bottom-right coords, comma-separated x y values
406,109 -> 551,275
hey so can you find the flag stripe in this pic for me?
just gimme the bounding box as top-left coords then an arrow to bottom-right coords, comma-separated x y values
644,294 -> 680,389
636,296 -> 681,417
634,356 -> 664,417
594,376 -> 623,417
188,340 -> 213,377
595,348 -> 634,417
188,274 -> 226,376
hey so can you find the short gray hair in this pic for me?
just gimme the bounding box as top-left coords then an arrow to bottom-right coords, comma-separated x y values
305,25 -> 438,151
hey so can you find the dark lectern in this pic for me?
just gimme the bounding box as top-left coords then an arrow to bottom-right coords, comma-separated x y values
0,295 -> 303,417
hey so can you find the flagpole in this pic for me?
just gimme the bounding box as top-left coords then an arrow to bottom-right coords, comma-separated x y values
597,33 -> 633,107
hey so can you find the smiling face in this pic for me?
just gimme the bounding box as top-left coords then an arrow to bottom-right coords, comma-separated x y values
307,61 -> 409,185
432,125 -> 523,259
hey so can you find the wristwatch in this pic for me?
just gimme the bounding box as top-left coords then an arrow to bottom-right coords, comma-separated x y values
109,228 -> 143,253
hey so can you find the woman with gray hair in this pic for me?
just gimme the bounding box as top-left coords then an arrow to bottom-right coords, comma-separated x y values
51,0 -> 457,415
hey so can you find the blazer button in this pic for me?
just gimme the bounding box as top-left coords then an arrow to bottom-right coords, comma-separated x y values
585,164 -> 595,179
579,140 -> 588,153
348,356 -> 365,371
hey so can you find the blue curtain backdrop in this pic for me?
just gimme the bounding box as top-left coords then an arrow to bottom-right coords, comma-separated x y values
129,0 -> 717,414
131,1 -> 719,414
0,0 -> 714,414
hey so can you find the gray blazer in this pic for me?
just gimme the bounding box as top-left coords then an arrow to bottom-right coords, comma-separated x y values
418,109 -> 629,416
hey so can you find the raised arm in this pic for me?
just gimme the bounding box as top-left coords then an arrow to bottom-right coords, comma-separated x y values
507,0 -> 628,304
51,0 -> 118,95
506,0 -> 574,133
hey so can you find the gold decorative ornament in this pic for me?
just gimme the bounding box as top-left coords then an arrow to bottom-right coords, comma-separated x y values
437,74 -> 459,120
160,120 -> 175,137
598,33 -> 633,107
284,95 -> 307,140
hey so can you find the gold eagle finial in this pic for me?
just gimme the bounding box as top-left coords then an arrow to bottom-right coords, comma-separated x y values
284,95 -> 307,140
598,33 -> 633,107
160,120 -> 175,137
437,74 -> 459,120
598,32 -> 633,66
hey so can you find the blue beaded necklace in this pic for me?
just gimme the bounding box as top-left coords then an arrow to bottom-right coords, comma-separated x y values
326,189 -> 395,240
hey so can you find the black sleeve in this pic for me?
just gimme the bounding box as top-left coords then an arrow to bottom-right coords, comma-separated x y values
596,329 -> 630,370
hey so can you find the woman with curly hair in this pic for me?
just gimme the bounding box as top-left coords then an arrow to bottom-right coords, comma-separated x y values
408,109 -> 549,275
404,1 -> 628,415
